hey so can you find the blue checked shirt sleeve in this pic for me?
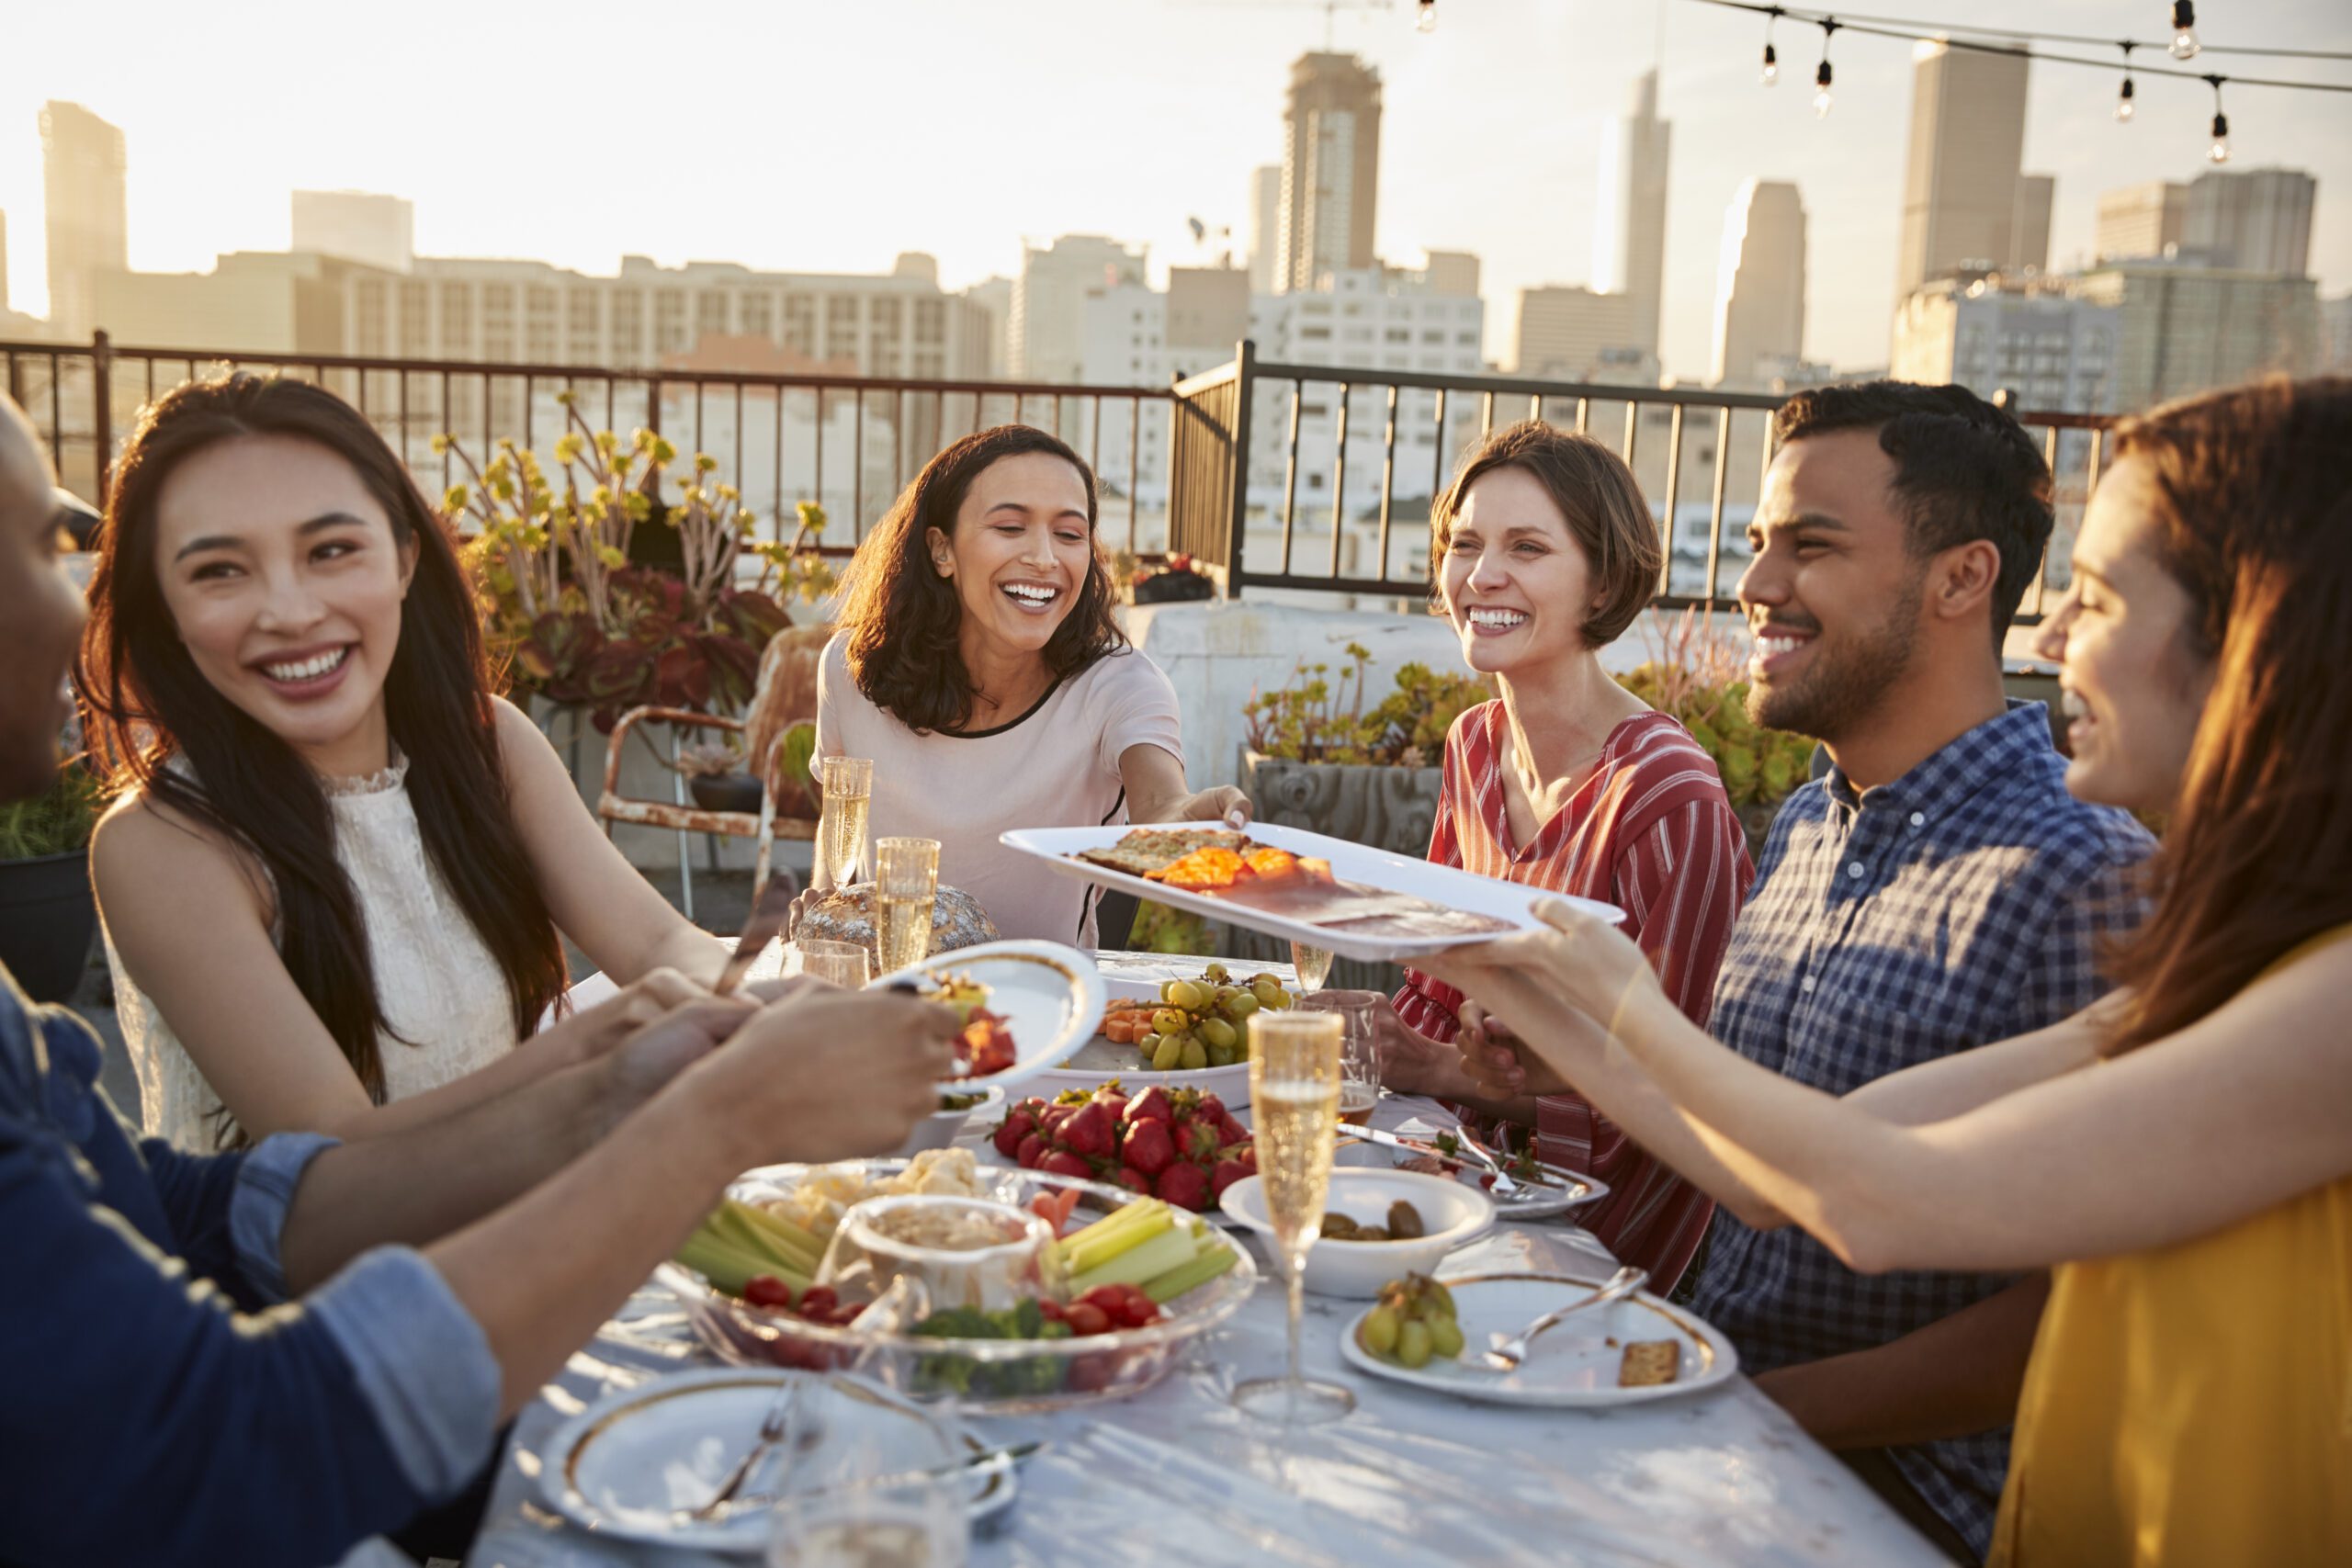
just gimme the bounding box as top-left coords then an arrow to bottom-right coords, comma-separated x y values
2006,821 -> 2154,1033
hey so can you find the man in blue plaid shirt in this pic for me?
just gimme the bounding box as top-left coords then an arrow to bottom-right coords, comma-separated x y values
1689,384 -> 2153,1561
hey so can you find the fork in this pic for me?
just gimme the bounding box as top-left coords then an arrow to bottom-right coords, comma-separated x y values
1447,1122 -> 1524,1197
685,1380 -> 799,1521
1477,1265 -> 1647,1372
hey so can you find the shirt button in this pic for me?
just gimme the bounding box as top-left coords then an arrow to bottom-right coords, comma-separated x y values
1909,812 -> 1926,829
1800,976 -> 1816,994
1847,862 -> 1865,879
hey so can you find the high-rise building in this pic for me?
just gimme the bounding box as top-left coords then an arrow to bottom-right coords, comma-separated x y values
0,208 -> 9,314
2322,292 -> 2352,371
962,276 -> 1013,379
1515,286 -> 1636,380
1247,165 -> 1283,294
2073,259 -> 2319,412
1276,53 -> 1383,293
1011,234 -> 1148,382
2179,167 -> 2316,276
2097,182 -> 2188,262
1165,265 -> 1249,371
1594,70 -> 1670,355
2010,174 -> 2054,274
1712,180 -> 1806,388
291,191 -> 414,274
1895,42 -> 2030,296
1892,272 -> 2118,413
1420,250 -> 1481,299
40,101 -> 128,338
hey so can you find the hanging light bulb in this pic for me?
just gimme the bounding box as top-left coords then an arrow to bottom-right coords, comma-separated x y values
2116,75 -> 2136,121
1813,19 -> 1838,118
1415,0 -> 1438,34
1762,7 -> 1781,85
2206,74 -> 2230,162
2170,1 -> 2200,62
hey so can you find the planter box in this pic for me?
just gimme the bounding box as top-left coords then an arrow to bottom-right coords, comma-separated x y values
0,849 -> 96,1003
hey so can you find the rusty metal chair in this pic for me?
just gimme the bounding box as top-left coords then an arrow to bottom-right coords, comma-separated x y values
596,626 -> 831,918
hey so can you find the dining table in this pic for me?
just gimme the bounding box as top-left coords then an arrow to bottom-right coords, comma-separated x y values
469,951 -> 1946,1567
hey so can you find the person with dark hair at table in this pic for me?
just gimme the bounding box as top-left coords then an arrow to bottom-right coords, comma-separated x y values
0,388 -> 958,1568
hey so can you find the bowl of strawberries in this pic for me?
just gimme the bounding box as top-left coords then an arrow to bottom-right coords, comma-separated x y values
989,1081 -> 1258,1213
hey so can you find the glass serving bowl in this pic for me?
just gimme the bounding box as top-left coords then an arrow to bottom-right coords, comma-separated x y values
820,1195 -> 1063,1317
660,1159 -> 1259,1412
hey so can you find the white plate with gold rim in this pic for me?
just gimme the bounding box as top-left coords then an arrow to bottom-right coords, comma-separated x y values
1338,1271 -> 1739,1407
867,939 -> 1105,1091
533,1368 -> 1014,1551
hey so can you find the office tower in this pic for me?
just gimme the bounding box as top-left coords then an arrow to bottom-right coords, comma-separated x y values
2323,292 -> 2352,371
1247,165 -> 1283,294
1420,250 -> 1481,299
1893,275 -> 2118,413
40,101 -> 128,338
2010,174 -> 2053,273
1895,41 -> 2030,295
1515,286 -> 1635,379
1166,265 -> 1250,364
1594,69 -> 1670,355
1276,53 -> 1383,292
2074,260 -> 2319,411
1712,180 -> 1806,387
292,191 -> 414,274
2097,182 -> 2188,262
2180,168 -> 2316,276
1011,234 -> 1148,382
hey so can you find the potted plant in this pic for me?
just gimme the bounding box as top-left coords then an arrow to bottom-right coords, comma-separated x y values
1620,609 -> 1814,852
670,720 -> 819,818
1128,551 -> 1216,605
0,758 -> 105,1002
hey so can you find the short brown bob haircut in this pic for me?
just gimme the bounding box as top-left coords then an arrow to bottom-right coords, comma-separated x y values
1429,421 -> 1662,647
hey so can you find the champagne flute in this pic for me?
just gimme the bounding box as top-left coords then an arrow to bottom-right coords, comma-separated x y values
1289,941 -> 1336,994
767,1470 -> 968,1568
794,939 -> 871,988
1301,990 -> 1383,1126
816,757 -> 874,892
872,838 -> 941,977
1234,1010 -> 1356,1427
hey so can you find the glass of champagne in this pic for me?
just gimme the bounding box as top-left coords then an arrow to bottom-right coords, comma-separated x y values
871,838 -> 941,978
1289,941 -> 1336,994
1234,1010 -> 1356,1427
817,757 -> 874,891
767,1470 -> 968,1568
794,939 -> 871,988
1301,990 -> 1383,1126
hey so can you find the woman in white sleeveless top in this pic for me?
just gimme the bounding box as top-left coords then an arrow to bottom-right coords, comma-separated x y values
82,376 -> 728,1148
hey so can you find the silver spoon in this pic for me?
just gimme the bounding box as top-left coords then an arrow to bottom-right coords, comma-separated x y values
1477,1266 -> 1647,1372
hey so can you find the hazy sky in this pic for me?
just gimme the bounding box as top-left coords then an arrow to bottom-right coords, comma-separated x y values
4,0 -> 2346,378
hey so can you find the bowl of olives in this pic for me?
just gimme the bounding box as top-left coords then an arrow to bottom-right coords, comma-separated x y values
1219,1168 -> 1495,1298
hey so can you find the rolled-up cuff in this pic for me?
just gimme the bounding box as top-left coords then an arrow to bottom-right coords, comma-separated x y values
228,1132 -> 338,1303
309,1247 -> 503,1501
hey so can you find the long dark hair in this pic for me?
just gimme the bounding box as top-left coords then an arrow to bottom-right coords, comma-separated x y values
78,375 -> 569,1135
835,425 -> 1125,734
2102,376 -> 2352,1055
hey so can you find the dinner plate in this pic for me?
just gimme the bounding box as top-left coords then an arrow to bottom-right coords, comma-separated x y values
1338,1272 -> 1738,1407
1026,976 -> 1255,1108
532,1368 -> 1016,1551
999,820 -> 1623,963
867,940 -> 1106,1091
1334,1133 -> 1609,1223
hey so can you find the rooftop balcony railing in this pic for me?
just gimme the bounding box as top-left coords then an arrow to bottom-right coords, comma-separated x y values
8,332 -> 2111,621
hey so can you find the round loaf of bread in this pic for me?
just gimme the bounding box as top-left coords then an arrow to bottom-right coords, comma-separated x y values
795,884 -> 1000,966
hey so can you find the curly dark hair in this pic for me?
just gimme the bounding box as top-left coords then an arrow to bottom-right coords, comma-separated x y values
1772,380 -> 2053,641
835,425 -> 1125,734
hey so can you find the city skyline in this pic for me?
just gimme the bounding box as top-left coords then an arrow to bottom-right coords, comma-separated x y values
3,0 -> 2347,378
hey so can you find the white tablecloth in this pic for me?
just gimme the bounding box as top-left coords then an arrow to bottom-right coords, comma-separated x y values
469,954 -> 1940,1567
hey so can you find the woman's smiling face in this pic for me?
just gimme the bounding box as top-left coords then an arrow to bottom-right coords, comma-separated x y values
1439,465 -> 1602,677
152,433 -> 416,769
928,450 -> 1094,662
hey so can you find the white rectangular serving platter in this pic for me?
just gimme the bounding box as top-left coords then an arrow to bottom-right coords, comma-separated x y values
999,820 -> 1623,963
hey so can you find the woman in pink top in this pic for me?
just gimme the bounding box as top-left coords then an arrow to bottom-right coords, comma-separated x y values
1380,423 -> 1754,1288
815,426 -> 1245,947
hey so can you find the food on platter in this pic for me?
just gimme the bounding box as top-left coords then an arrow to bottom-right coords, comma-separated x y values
795,883 -> 999,965
924,973 -> 1019,1077
865,1197 -> 1035,1254
1319,1199 -> 1426,1243
1353,1272 -> 1466,1370
993,1080 -> 1257,1211
1099,962 -> 1294,1072
758,1147 -> 987,1237
1618,1339 -> 1682,1388
1073,827 -> 1516,939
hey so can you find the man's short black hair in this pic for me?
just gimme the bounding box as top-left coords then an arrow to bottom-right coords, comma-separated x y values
1772,380 -> 2053,640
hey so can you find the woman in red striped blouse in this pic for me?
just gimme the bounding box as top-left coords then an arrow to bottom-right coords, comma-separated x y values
1381,422 -> 1754,1290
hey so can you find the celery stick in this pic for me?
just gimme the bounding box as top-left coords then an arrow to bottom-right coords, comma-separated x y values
1065,1207 -> 1173,1278
718,1201 -> 822,1272
1143,1241 -> 1238,1304
1069,1224 -> 1198,1293
1061,1199 -> 1164,1266
678,1231 -> 800,1298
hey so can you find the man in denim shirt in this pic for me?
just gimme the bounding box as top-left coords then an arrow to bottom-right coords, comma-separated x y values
0,393 -> 959,1567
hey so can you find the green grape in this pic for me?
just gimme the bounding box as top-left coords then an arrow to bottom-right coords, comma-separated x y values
1358,1305 -> 1400,1356
1167,979 -> 1209,1012
1152,1009 -> 1188,1036
1178,1037 -> 1208,1071
1160,980 -> 1182,1003
1151,1034 -> 1186,1071
1224,991 -> 1261,1020
1201,962 -> 1230,984
1206,1043 -> 1238,1068
1197,1017 -> 1238,1050
1396,1319 -> 1434,1370
1428,1315 -> 1464,1359
1251,980 -> 1288,1010
1421,1278 -> 1456,1317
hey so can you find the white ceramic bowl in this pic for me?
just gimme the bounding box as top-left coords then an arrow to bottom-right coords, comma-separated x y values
893,1084 -> 1005,1158
1219,1168 -> 1495,1299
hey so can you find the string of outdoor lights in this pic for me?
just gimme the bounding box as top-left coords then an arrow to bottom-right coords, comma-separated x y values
1407,1 -> 2352,165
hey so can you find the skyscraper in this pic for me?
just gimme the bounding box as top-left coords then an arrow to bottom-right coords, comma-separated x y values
1594,70 -> 1670,355
2097,182 -> 2188,263
1247,165 -> 1283,294
1895,41 -> 2030,296
40,101 -> 128,338
292,191 -> 415,274
2180,167 -> 2316,276
1712,180 -> 1806,387
2009,174 -> 2054,274
1010,234 -> 1148,382
1515,286 -> 1634,379
1276,53 -> 1383,293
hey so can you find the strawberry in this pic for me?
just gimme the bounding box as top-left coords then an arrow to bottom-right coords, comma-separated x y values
1041,1149 -> 1094,1180
1155,1159 -> 1211,1211
1195,1093 -> 1229,1124
1237,1146 -> 1257,1176
1091,1086 -> 1130,1122
990,1109 -> 1035,1159
1120,1115 -> 1177,1177
1216,1119 -> 1250,1148
1182,1121 -> 1224,1165
1062,1101 -> 1115,1159
1210,1158 -> 1251,1201
1039,1104 -> 1077,1136
1015,1133 -> 1046,1168
1112,1165 -> 1153,1193
1126,1086 -> 1175,1124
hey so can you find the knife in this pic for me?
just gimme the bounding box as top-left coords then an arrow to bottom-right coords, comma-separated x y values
711,873 -> 801,997
1347,1124 -> 1594,1198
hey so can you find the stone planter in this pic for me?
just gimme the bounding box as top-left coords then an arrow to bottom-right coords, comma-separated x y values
687,773 -> 765,816
1227,749 -> 1446,993
0,849 -> 97,1003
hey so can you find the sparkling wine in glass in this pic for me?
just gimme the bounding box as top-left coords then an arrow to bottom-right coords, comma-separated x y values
794,939 -> 871,989
1234,1010 -> 1356,1427
872,837 -> 941,976
1289,941 -> 1336,994
1302,991 -> 1384,1127
817,757 -> 874,892
767,1470 -> 968,1568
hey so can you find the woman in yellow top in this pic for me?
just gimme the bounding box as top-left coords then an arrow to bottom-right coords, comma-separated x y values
1424,375 -> 2352,1567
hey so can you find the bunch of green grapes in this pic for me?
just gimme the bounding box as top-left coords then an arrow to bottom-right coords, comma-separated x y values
1137,962 -> 1294,1071
1357,1273 -> 1464,1369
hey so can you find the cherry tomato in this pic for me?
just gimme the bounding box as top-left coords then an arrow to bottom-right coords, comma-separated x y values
742,1275 -> 795,1309
798,1286 -> 838,1316
1067,1302 -> 1112,1337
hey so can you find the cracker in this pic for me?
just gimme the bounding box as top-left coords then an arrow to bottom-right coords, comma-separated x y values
1617,1339 -> 1681,1387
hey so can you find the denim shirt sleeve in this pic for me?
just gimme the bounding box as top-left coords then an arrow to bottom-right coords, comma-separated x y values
228,1131 -> 338,1303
